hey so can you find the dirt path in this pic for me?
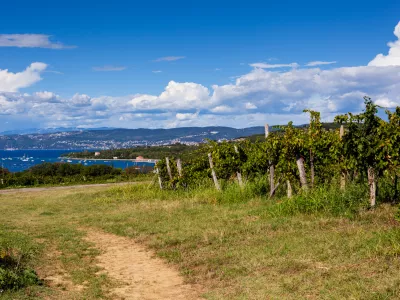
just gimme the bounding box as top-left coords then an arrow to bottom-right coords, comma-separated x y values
84,230 -> 201,300
0,181 -> 145,194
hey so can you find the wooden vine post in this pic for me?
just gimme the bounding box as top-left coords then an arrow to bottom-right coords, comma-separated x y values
368,167 -> 376,207
165,157 -> 173,181
234,145 -> 244,188
310,150 -> 315,188
176,158 -> 183,177
265,124 -> 275,195
339,125 -> 346,190
208,153 -> 221,191
296,154 -> 308,190
287,180 -> 292,198
155,167 -> 163,190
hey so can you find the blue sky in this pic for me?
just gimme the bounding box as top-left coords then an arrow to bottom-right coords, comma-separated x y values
1,0 -> 400,130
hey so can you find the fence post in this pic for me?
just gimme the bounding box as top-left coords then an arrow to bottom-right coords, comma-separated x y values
165,157 -> 173,181
208,153 -> 221,191
155,167 -> 163,190
368,167 -> 376,207
234,145 -> 244,188
310,149 -> 314,188
339,125 -> 346,190
265,124 -> 275,195
296,154 -> 308,190
176,158 -> 183,177
287,180 -> 292,198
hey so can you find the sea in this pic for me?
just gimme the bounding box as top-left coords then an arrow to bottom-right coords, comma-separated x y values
0,150 -> 155,172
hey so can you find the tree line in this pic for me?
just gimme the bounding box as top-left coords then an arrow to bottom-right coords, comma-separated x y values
0,162 -> 153,188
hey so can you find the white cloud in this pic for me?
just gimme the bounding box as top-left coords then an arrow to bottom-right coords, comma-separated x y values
2,22 -> 400,129
0,63 -> 47,92
0,94 -> 27,115
245,102 -> 257,109
0,34 -> 75,49
69,93 -> 92,107
210,105 -> 235,113
154,56 -> 185,62
305,61 -> 337,67
92,65 -> 127,71
34,91 -> 61,103
130,81 -> 212,110
369,21 -> 400,66
176,111 -> 199,121
250,62 -> 299,69
152,70 -> 162,73
375,96 -> 400,108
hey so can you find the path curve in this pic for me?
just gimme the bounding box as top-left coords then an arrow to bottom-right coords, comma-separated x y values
84,230 -> 201,300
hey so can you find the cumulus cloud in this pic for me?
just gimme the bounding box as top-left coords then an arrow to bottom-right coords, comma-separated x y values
69,93 -> 92,107
34,91 -> 61,103
130,81 -> 212,111
210,105 -> 235,113
305,61 -> 337,67
0,34 -> 75,49
2,22 -> 400,128
92,65 -> 127,71
0,63 -> 47,92
176,111 -> 199,121
154,56 -> 185,62
245,102 -> 257,109
369,21 -> 400,66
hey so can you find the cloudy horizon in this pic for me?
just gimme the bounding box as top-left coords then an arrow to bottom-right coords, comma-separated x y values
1,2 -> 400,131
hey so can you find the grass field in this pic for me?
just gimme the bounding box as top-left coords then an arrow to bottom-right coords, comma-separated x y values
1,183 -> 400,299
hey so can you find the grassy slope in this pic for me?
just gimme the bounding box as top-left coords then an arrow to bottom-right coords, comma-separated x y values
1,184 -> 400,299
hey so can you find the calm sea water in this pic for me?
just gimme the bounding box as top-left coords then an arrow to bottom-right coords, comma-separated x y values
0,150 -> 155,172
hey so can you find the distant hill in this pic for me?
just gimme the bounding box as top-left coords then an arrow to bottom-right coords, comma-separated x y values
0,126 -> 266,150
0,127 -> 116,135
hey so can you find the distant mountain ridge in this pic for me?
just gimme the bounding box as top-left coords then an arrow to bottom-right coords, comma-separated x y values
0,126 -> 266,150
0,127 -> 116,135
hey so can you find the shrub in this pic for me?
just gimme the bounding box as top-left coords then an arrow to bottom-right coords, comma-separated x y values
0,231 -> 41,291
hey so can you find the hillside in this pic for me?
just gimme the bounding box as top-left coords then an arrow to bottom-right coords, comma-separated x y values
0,126 -> 265,150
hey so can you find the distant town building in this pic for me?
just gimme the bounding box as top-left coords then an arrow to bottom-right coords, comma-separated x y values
113,157 -> 118,160
136,156 -> 144,160
94,152 -> 101,156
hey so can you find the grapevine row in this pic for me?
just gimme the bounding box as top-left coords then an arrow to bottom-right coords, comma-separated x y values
156,97 -> 400,207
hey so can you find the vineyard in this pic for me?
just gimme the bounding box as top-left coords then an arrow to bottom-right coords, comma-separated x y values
155,97 -> 400,210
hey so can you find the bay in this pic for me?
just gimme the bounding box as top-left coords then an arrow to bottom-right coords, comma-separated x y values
0,150 -> 155,172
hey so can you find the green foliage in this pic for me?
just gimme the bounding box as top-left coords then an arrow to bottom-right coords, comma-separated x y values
0,162 -> 150,189
64,143 -> 198,160
153,97 -> 400,216
0,231 -> 41,291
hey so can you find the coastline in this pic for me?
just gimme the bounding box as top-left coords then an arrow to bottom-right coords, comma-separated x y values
62,157 -> 159,164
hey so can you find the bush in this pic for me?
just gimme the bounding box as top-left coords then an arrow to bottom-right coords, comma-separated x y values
0,231 -> 41,291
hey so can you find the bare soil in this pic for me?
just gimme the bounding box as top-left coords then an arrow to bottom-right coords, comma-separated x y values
84,230 -> 201,300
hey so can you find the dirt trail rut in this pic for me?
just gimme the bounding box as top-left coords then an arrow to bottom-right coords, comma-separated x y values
84,230 -> 201,300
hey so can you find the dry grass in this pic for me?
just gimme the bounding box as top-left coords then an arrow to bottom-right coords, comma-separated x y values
1,184 -> 400,299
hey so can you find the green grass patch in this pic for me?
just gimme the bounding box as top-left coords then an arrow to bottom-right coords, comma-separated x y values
1,182 -> 400,299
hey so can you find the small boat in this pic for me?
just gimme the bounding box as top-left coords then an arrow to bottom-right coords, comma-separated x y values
67,160 -> 72,163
